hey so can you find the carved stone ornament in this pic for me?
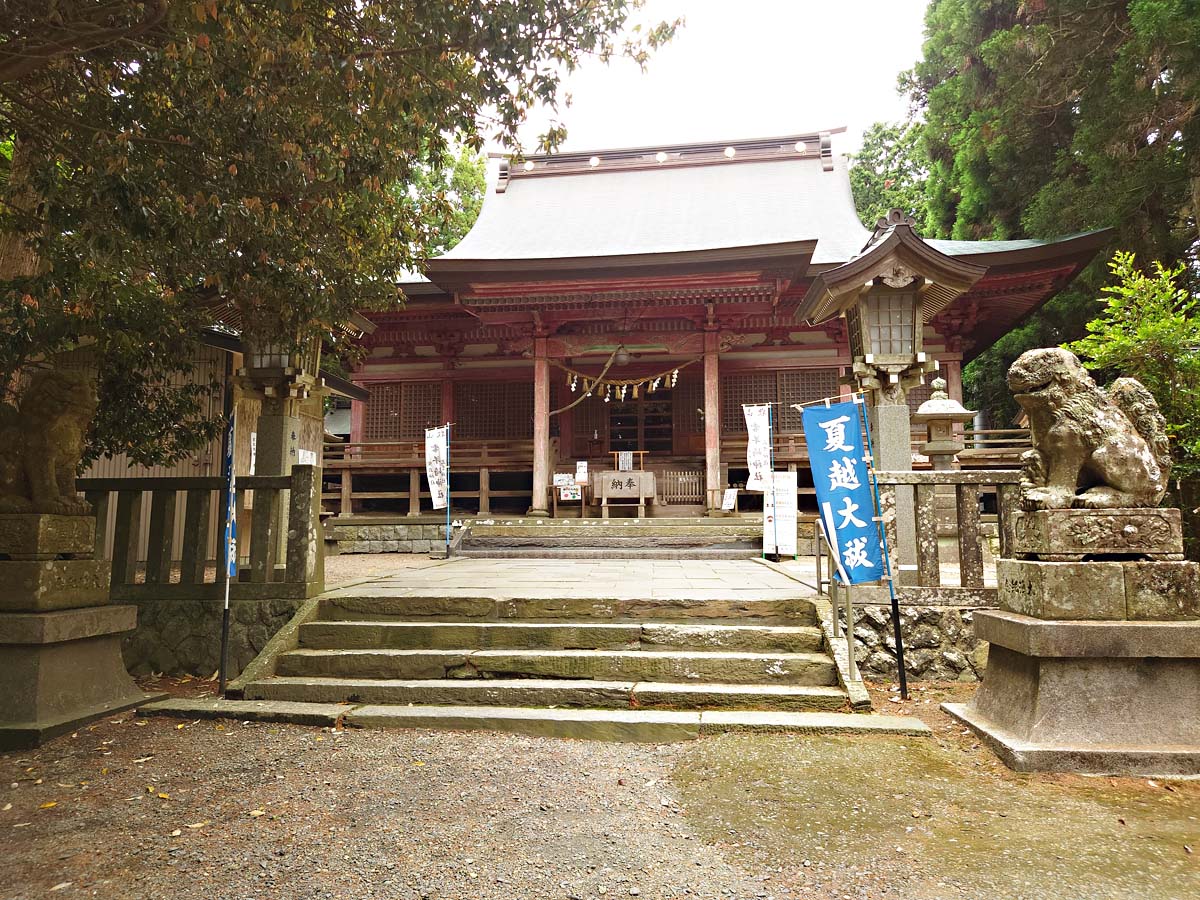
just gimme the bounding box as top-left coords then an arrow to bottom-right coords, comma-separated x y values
0,369 -> 97,516
1007,348 -> 1171,510
1013,508 -> 1184,561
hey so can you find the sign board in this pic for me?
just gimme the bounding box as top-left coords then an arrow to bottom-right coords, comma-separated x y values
559,485 -> 582,501
297,448 -> 317,466
617,451 -> 634,472
603,472 -> 649,498
424,425 -> 449,510
575,460 -> 588,483
553,473 -> 574,487
249,432 -> 257,475
800,400 -> 884,584
763,471 -> 798,556
743,404 -> 771,490
721,488 -> 738,511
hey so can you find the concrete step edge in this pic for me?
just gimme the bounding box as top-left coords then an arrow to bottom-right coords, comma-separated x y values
139,699 -> 927,740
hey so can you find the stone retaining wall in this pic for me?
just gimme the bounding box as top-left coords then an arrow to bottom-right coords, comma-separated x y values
122,598 -> 304,678
327,523 -> 449,554
844,605 -> 990,682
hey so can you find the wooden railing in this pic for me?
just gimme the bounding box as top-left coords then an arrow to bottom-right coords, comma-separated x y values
873,470 -> 1022,596
659,470 -> 704,505
912,428 -> 1031,467
322,438 -> 557,516
78,466 -> 323,601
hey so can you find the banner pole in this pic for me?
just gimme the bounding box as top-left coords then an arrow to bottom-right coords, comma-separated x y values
857,398 -> 908,699
444,423 -> 451,555
218,409 -> 236,698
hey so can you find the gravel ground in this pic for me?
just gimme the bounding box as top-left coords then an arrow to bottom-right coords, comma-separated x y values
3,682 -> 1197,900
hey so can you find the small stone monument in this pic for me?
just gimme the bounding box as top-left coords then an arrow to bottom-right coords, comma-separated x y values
0,370 -> 159,749
945,348 -> 1200,775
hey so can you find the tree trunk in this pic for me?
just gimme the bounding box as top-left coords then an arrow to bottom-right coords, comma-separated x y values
0,138 -> 43,283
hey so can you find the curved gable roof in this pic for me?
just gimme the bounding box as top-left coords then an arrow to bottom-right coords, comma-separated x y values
431,132 -> 871,280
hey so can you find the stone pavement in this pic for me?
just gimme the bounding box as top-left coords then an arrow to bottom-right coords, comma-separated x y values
324,557 -> 820,601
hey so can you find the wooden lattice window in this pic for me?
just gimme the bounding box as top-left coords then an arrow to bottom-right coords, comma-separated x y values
364,382 -> 440,441
672,373 -> 703,435
778,369 -> 841,432
720,372 -> 777,434
454,381 -> 533,440
721,368 -> 841,434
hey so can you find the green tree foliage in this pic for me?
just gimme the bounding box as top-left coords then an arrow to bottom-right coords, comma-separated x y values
903,0 -> 1200,424
1067,252 -> 1200,479
1,1 -> 674,465
849,120 -> 930,229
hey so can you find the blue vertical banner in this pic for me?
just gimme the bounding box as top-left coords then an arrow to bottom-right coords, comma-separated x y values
801,400 -> 885,585
222,413 -> 238,582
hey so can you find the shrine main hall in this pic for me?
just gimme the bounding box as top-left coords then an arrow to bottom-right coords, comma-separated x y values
336,129 -> 1104,517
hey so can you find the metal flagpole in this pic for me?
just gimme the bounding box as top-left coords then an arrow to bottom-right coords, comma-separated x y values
856,397 -> 908,699
444,423 -> 452,555
768,403 -> 779,560
218,410 -> 237,697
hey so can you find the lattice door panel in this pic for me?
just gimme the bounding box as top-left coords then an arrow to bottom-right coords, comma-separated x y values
720,372 -> 776,434
672,373 -> 703,435
364,384 -> 404,441
778,368 -> 840,432
454,382 -> 508,440
399,382 -> 440,440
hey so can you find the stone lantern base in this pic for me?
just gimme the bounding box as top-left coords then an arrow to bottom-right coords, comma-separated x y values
0,514 -> 162,750
944,508 -> 1200,776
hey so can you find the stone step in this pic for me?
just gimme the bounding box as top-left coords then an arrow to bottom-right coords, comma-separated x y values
468,525 -> 762,539
458,547 -> 760,560
138,698 -> 931,742
297,621 -> 824,653
243,676 -> 850,712
464,535 -> 759,549
319,595 -> 819,626
274,647 -> 837,685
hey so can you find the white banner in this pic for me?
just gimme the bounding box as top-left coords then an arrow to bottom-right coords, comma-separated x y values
763,470 -> 798,556
425,425 -> 449,510
743,403 -> 772,490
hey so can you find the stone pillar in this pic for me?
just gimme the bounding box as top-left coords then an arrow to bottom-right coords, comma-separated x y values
703,330 -> 721,512
530,336 -> 550,516
872,386 -> 919,584
0,515 -> 161,749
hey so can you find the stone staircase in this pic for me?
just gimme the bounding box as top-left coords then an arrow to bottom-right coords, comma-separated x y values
460,517 -> 765,559
213,584 -> 912,740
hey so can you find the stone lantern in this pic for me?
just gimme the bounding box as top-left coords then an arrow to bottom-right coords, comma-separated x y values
913,377 -> 975,471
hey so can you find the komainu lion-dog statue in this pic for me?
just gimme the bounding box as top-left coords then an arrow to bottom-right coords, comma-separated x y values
1007,348 -> 1170,510
0,369 -> 98,516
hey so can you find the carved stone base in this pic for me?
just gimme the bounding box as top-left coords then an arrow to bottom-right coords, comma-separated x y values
1013,508 -> 1183,560
998,558 -> 1199,621
0,514 -> 95,560
944,610 -> 1200,776
0,605 -> 163,750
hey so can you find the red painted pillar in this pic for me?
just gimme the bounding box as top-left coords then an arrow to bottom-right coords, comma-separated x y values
703,330 -> 721,512
530,336 -> 550,516
441,376 -> 454,425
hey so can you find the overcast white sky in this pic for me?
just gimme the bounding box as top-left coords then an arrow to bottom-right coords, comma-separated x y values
509,0 -> 930,158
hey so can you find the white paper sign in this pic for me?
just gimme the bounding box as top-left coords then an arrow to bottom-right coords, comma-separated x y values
559,485 -> 582,501
721,488 -> 738,511
249,432 -> 257,475
743,404 -> 772,490
553,473 -> 574,487
763,470 -> 798,556
297,449 -> 317,466
424,425 -> 449,510
617,451 -> 634,472
575,460 -> 588,483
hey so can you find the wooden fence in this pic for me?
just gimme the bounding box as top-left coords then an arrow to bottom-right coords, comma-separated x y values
78,465 -> 323,601
321,439 -> 557,516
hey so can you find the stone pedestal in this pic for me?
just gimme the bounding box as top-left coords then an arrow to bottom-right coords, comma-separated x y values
945,508 -> 1200,775
0,514 -> 161,750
